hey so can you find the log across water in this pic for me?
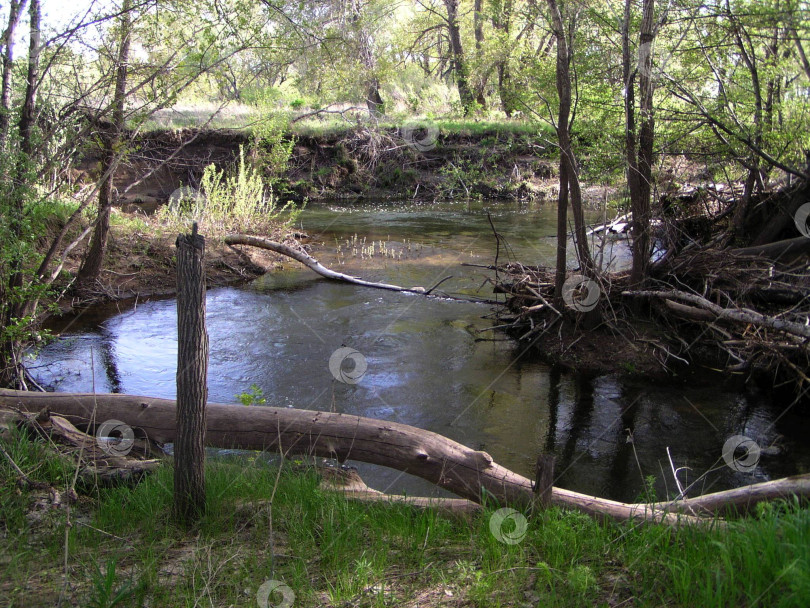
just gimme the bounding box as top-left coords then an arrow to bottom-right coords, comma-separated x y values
2,389 -> 808,525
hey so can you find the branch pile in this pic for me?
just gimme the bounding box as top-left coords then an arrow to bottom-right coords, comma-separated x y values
489,181 -> 809,392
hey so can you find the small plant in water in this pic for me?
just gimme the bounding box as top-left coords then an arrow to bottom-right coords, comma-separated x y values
237,384 -> 267,406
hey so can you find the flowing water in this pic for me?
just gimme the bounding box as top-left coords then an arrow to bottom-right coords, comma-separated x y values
32,199 -> 810,502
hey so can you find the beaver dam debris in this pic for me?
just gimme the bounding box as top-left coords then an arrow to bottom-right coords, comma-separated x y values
489,179 -> 810,394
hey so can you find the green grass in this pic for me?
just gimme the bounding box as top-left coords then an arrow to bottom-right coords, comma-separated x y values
2,426 -> 809,607
132,101 -> 554,142
429,118 -> 552,139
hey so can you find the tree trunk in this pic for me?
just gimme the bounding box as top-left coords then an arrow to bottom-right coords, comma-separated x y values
77,0 -> 131,286
629,0 -> 655,286
472,0 -> 487,109
493,0 -> 516,117
365,77 -> 384,117
497,63 -> 515,117
444,0 -> 475,113
728,2 -> 763,237
545,0 -> 594,277
17,0 -> 38,162
4,389 -> 810,524
554,149 -> 569,305
0,0 -> 26,153
173,224 -> 208,524
349,1 -> 384,118
793,26 -> 810,80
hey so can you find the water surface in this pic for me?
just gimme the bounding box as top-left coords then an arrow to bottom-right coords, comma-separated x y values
33,199 -> 810,502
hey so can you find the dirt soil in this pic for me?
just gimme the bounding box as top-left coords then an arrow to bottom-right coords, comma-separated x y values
53,217 -> 290,311
76,127 -> 614,211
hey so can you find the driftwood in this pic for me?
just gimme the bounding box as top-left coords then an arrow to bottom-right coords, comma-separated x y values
623,289 -> 810,339
731,235 -> 810,260
224,234 -> 428,294
3,390 -> 809,525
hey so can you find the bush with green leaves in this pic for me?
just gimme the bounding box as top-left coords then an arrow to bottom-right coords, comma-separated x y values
160,143 -> 303,232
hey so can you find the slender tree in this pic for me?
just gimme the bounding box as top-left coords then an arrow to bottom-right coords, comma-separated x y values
623,0 -> 658,287
444,0 -> 476,112
0,0 -> 27,154
545,0 -> 594,305
77,0 -> 133,288
0,0 -> 40,388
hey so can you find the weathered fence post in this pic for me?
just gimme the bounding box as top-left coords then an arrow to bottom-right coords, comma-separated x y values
173,222 -> 208,524
533,454 -> 556,509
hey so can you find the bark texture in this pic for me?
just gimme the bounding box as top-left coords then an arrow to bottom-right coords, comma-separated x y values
173,225 -> 208,523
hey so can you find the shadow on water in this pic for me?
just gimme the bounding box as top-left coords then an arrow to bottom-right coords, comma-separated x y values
32,199 -> 810,502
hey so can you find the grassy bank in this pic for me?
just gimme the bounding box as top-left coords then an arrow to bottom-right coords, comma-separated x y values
33,187 -> 291,310
2,427 -> 809,607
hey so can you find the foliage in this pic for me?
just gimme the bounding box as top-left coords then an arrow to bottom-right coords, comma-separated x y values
236,384 -> 267,406
250,112 -> 296,179
2,427 -> 809,607
85,558 -> 144,608
158,143 -> 302,232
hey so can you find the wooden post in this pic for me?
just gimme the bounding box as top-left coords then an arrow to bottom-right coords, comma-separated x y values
173,222 -> 208,524
533,454 -> 555,509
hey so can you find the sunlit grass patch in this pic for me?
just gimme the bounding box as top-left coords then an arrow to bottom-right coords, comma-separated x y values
2,431 -> 809,607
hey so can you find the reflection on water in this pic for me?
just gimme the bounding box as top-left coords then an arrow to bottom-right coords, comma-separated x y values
32,199 -> 810,502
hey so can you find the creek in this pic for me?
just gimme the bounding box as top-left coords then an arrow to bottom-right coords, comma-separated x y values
32,199 -> 810,502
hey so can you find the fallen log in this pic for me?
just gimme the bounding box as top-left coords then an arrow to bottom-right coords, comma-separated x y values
664,299 -> 716,322
224,234 -> 428,294
1,406 -> 161,486
318,465 -> 482,518
623,289 -> 810,339
731,235 -> 810,260
3,390 -> 808,524
654,474 -> 810,516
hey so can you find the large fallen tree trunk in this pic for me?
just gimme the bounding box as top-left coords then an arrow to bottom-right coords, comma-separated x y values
2,389 -> 807,524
